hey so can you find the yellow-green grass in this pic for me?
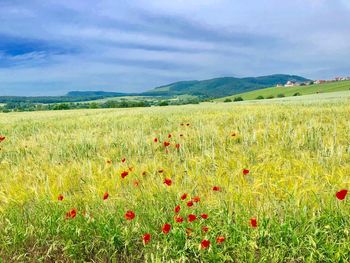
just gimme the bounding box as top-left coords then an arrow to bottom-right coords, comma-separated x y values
218,80 -> 350,101
0,99 -> 350,262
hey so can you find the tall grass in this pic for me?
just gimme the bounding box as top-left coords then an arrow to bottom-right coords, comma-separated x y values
0,101 -> 350,262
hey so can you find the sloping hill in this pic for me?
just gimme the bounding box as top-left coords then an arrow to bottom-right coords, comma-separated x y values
142,74 -> 309,98
217,80 -> 350,101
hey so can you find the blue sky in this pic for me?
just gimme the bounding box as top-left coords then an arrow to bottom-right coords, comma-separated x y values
0,0 -> 349,96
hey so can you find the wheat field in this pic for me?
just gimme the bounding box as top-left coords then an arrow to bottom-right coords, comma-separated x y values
1,100 -> 350,262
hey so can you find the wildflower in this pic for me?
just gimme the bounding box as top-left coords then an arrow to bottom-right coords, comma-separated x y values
181,193 -> 188,200
174,205 -> 181,213
163,141 -> 170,147
201,240 -> 210,249
186,123 -> 190,126
168,134 -> 172,138
134,180 -> 139,187
66,208 -> 77,219
192,196 -> 200,203
201,214 -> 208,219
158,169 -> 164,173
121,158 -> 126,163
187,200 -> 193,207
250,218 -> 258,228
164,178 -> 172,186
231,132 -> 236,137
243,169 -> 250,175
58,194 -> 64,201
103,192 -> 109,200
154,138 -> 158,143
121,171 -> 129,178
336,189 -> 348,200
106,160 -> 112,164
0,136 -> 5,142
128,167 -> 133,172
175,216 -> 184,223
202,226 -> 209,232
143,233 -> 151,245
162,223 -> 171,234
180,134 -> 184,137
216,236 -> 225,244
125,210 -> 135,220
175,143 -> 180,149
142,171 -> 147,176
188,214 -> 197,222
212,186 -> 221,191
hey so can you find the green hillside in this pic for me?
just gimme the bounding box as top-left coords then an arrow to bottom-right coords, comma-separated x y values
143,74 -> 309,98
218,80 -> 350,101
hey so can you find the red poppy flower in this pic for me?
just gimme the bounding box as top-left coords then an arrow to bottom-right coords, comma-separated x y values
134,180 -> 139,187
202,226 -> 209,232
188,214 -> 197,222
163,141 -> 170,147
174,205 -> 181,213
201,240 -> 210,249
128,167 -> 133,172
243,169 -> 250,175
121,158 -> 126,163
216,236 -> 225,244
181,193 -> 188,200
162,223 -> 171,234
125,210 -> 135,220
336,189 -> 348,200
181,123 -> 184,126
192,196 -> 200,203
121,171 -> 129,178
175,216 -> 184,223
0,136 -> 5,142
201,214 -> 208,219
154,138 -> 158,143
231,132 -> 236,137
168,134 -> 172,138
175,143 -> 180,149
143,233 -> 151,245
103,192 -> 109,200
212,186 -> 221,191
58,194 -> 64,201
142,171 -> 147,176
187,200 -> 193,207
180,134 -> 184,137
164,178 -> 172,186
106,160 -> 112,164
66,208 -> 77,219
186,123 -> 190,126
158,169 -> 164,173
250,218 -> 257,228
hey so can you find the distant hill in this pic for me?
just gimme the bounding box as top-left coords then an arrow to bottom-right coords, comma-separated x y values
217,80 -> 350,101
142,74 -> 310,98
66,91 -> 131,97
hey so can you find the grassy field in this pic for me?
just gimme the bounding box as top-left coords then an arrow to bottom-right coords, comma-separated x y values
218,80 -> 350,101
1,98 -> 350,262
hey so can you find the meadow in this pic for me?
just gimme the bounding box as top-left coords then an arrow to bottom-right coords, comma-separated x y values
218,80 -> 350,101
0,98 -> 350,262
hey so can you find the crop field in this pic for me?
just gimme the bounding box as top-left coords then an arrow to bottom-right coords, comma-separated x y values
1,99 -> 350,262
219,80 -> 350,101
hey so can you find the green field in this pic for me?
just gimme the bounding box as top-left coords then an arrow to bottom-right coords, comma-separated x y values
1,98 -> 350,262
218,80 -> 350,101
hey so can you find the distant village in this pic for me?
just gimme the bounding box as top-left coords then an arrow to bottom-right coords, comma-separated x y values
276,76 -> 350,87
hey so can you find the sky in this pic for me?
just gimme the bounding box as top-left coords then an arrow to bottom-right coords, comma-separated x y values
0,0 -> 350,96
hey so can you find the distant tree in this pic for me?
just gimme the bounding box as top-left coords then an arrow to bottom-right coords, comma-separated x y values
266,95 -> 274,99
293,92 -> 301,96
159,101 -> 169,106
256,95 -> 264,100
277,93 -> 285,98
224,98 -> 232,102
233,97 -> 243,102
